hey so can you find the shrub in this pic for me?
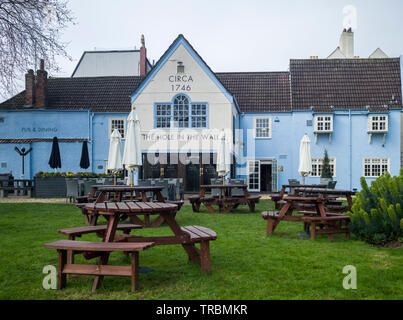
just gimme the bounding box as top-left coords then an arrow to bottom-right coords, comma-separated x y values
321,149 -> 332,179
348,170 -> 403,245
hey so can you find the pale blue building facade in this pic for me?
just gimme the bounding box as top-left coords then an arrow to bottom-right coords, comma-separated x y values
1,35 -> 402,192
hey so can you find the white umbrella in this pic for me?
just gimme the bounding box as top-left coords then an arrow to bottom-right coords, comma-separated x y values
298,133 -> 312,185
123,109 -> 142,186
216,130 -> 231,185
107,129 -> 123,185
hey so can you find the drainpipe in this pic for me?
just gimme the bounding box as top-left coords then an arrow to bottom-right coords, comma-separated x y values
349,109 -> 352,190
88,110 -> 94,173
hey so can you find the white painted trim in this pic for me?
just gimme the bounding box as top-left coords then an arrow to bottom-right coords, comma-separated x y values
253,116 -> 272,139
362,157 -> 390,177
108,118 -> 126,139
313,114 -> 333,133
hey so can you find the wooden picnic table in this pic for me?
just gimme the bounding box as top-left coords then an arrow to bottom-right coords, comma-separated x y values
84,201 -> 217,292
189,184 -> 261,213
77,185 -> 165,203
77,185 -> 184,227
263,189 -> 353,239
269,184 -> 327,209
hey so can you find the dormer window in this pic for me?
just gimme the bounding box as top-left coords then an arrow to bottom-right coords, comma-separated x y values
314,115 -> 333,133
368,115 -> 388,133
368,114 -> 388,146
313,114 -> 333,144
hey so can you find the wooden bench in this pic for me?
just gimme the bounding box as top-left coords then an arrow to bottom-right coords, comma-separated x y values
44,240 -> 155,292
181,226 -> 217,273
302,216 -> 351,240
262,211 -> 281,235
58,224 -> 143,263
116,225 -> 217,273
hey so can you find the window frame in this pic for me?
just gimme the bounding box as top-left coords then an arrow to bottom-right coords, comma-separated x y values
154,94 -> 209,129
311,158 -> 336,178
108,118 -> 126,139
368,114 -> 389,133
314,114 -> 333,133
254,116 -> 272,139
363,158 -> 390,178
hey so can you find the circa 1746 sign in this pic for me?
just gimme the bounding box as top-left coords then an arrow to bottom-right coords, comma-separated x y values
169,74 -> 193,92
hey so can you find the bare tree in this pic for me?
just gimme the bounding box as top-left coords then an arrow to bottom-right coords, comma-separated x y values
0,0 -> 74,98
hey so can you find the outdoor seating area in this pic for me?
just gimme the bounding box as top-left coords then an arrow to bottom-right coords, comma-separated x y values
0,176 -> 34,197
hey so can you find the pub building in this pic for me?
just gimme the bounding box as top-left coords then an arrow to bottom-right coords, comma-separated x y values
1,30 -> 402,192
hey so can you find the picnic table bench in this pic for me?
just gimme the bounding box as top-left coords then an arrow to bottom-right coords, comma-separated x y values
58,223 -> 143,263
262,190 -> 354,240
77,185 -> 184,227
190,184 -> 260,213
0,179 -> 34,197
268,184 -> 327,209
46,200 -> 217,292
44,240 -> 155,292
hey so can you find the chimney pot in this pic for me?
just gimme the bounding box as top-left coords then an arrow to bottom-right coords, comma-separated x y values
140,35 -> 147,76
35,59 -> 48,108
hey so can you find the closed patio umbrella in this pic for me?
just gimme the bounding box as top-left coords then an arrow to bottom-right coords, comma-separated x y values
122,109 -> 142,186
48,137 -> 61,170
298,133 -> 312,185
216,130 -> 231,185
107,129 -> 123,185
79,141 -> 90,169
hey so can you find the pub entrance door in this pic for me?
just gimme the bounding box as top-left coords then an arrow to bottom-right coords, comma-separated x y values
185,154 -> 200,193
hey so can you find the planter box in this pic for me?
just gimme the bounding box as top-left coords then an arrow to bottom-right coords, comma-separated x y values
34,176 -> 66,197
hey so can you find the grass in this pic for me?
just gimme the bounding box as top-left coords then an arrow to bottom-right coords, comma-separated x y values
0,200 -> 402,300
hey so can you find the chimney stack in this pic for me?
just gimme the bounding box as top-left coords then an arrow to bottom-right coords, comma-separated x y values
140,34 -> 147,76
25,69 -> 35,107
35,59 -> 48,108
339,28 -> 354,58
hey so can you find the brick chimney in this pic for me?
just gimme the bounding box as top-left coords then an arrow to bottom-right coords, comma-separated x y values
35,59 -> 48,108
140,34 -> 147,76
25,69 -> 35,106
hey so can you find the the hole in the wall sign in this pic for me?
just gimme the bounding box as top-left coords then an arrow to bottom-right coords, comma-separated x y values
98,165 -> 103,170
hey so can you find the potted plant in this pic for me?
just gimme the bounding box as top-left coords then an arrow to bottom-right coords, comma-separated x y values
34,171 -> 67,197
320,149 -> 333,186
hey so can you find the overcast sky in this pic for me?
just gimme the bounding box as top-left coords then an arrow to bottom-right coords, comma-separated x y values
4,0 -> 403,94
53,0 -> 403,77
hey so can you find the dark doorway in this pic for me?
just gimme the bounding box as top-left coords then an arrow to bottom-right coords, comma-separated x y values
186,162 -> 200,192
260,164 -> 272,192
143,154 -> 161,179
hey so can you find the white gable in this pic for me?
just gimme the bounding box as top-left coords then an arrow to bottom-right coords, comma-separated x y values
328,47 -> 346,59
132,38 -> 237,153
369,48 -> 389,59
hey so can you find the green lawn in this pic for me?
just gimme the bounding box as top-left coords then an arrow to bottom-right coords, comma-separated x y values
0,200 -> 402,300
